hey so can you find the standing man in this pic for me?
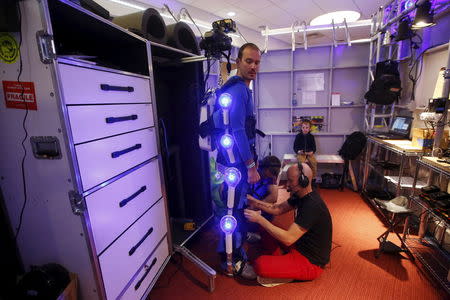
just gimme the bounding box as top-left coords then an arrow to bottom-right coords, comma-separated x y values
213,43 -> 261,278
244,163 -> 332,286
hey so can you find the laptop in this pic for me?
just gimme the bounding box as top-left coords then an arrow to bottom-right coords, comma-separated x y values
374,116 -> 413,140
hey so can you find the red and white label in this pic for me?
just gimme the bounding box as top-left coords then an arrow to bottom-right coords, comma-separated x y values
2,81 -> 37,110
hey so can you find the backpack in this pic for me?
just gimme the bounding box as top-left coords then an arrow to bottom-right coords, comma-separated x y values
365,60 -> 402,105
338,131 -> 367,160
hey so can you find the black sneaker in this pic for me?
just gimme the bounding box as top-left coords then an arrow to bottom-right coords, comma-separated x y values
246,232 -> 261,243
235,261 -> 257,280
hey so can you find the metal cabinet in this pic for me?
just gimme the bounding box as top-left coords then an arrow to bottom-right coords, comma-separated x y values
0,1 -> 170,299
403,157 -> 450,294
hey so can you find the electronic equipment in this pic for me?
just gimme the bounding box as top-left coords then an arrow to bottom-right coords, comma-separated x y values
199,19 -> 236,59
297,161 -> 309,188
374,116 -> 413,140
429,97 -> 447,113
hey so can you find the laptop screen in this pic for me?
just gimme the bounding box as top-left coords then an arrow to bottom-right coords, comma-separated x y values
390,116 -> 412,135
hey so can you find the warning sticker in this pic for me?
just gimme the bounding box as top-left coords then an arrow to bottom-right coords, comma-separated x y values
2,81 -> 37,110
0,33 -> 19,64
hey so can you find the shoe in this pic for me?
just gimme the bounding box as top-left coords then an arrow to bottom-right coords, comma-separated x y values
246,232 -> 261,243
235,261 -> 257,280
257,276 -> 294,287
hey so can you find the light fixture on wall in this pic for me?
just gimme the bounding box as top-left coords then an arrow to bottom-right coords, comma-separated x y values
412,0 -> 435,29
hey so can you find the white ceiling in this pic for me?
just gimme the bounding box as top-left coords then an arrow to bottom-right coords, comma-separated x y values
174,0 -> 386,45
96,0 -> 388,48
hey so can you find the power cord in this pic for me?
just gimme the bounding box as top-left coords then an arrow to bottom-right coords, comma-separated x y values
179,8 -> 203,39
14,0 -> 29,241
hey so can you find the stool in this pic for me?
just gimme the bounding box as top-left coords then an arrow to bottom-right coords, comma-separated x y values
374,199 -> 415,260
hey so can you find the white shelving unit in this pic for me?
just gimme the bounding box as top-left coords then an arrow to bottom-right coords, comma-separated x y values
255,43 -> 369,159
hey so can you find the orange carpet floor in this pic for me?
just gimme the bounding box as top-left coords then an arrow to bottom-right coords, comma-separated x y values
148,188 -> 445,300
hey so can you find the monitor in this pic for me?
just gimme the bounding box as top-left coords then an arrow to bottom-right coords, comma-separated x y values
390,116 -> 412,135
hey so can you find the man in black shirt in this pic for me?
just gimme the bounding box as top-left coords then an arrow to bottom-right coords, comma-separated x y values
244,163 -> 332,285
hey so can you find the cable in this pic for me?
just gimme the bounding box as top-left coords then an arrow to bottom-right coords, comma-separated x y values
179,8 -> 203,39
14,1 -> 29,241
236,25 -> 248,43
163,4 -> 178,22
152,251 -> 184,290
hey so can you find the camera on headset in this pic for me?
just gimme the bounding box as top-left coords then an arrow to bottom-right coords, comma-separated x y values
199,19 -> 236,59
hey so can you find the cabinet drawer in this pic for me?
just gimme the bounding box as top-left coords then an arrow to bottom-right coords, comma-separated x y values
75,128 -> 157,191
99,199 -> 167,300
86,159 -> 162,254
68,104 -> 154,144
58,63 -> 151,105
120,238 -> 169,300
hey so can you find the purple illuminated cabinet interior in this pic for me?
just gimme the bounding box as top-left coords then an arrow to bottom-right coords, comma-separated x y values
0,1 -> 171,299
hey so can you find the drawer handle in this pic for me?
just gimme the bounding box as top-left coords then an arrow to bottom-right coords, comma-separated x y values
100,84 -> 134,92
111,144 -> 141,158
129,227 -> 153,256
134,257 -> 157,291
119,186 -> 147,207
105,114 -> 138,124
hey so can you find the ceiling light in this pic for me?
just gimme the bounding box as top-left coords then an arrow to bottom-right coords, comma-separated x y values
227,12 -> 236,17
412,0 -> 435,29
310,11 -> 360,26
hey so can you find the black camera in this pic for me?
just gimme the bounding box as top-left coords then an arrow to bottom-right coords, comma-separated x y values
200,19 -> 236,59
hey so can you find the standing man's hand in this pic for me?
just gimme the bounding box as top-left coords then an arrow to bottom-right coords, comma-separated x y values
247,167 -> 260,184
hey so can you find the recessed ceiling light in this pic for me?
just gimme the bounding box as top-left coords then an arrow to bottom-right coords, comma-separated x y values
310,11 -> 360,26
227,11 -> 236,17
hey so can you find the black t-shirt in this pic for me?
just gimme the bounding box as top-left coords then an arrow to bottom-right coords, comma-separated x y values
287,191 -> 332,267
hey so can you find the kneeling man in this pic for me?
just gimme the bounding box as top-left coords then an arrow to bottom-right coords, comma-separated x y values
245,162 -> 332,285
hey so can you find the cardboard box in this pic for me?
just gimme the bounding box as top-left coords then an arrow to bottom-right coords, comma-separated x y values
57,273 -> 78,300
411,128 -> 449,148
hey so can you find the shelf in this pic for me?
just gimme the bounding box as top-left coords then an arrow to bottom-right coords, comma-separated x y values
384,176 -> 427,189
258,106 -> 293,110
332,65 -> 369,69
266,132 -> 352,136
259,69 -> 291,73
258,105 -> 365,109
261,64 -> 369,73
293,105 -> 329,109
330,105 -> 365,108
404,237 -> 450,294
293,66 -> 331,72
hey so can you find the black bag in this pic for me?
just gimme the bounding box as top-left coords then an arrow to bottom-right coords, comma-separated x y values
365,60 -> 402,105
320,172 -> 342,189
338,131 -> 367,160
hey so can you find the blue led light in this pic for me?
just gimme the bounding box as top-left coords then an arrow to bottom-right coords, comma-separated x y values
405,0 -> 414,9
220,134 -> 234,149
220,215 -> 237,234
224,167 -> 241,187
218,93 -> 232,108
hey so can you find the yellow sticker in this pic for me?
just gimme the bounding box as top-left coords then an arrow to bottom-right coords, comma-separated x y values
0,33 -> 19,64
